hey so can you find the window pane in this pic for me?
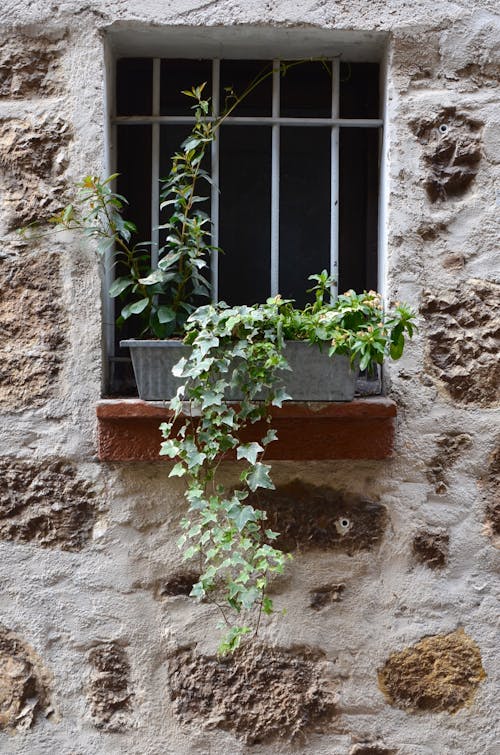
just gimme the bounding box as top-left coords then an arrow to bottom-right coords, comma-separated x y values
117,125 -> 152,247
160,59 -> 212,115
116,59 -> 153,116
279,127 -> 331,306
280,61 -> 332,119
218,126 -> 271,304
115,125 -> 152,393
339,63 -> 379,119
338,127 -> 379,293
220,60 -> 272,116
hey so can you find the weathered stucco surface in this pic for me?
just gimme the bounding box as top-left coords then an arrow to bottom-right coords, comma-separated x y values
0,1 -> 498,753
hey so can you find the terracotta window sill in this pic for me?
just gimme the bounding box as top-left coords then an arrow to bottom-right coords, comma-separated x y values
96,398 -> 397,461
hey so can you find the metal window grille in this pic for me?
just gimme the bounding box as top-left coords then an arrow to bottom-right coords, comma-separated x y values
107,57 -> 383,393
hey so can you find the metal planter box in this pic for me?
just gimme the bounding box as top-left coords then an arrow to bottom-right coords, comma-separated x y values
121,339 -> 357,402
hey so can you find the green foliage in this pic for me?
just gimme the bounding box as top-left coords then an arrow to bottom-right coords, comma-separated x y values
24,62 -> 416,654
163,291 -> 415,652
43,86 -> 215,338
34,63 -> 333,338
163,300 -> 291,653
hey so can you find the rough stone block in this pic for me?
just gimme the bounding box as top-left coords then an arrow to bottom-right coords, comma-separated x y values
0,249 -> 66,409
378,629 -> 486,713
0,624 -> 53,733
0,115 -> 70,230
411,108 -> 483,202
427,432 -> 472,494
412,529 -> 449,569
153,571 -> 200,599
0,35 -> 64,99
249,480 -> 387,554
87,642 -> 132,732
309,583 -> 345,611
421,280 -> 500,406
455,61 -> 500,89
392,31 -> 440,91
168,643 -> 337,745
0,459 -> 96,550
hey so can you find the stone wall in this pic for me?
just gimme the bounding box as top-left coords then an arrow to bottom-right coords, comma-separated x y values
0,2 -> 498,753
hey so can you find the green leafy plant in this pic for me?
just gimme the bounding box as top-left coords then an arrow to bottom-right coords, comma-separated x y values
34,61 -> 329,338
23,63 -> 416,654
45,84 -> 215,338
161,284 -> 415,652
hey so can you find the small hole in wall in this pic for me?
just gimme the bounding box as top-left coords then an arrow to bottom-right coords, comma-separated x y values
335,517 -> 352,535
438,123 -> 449,135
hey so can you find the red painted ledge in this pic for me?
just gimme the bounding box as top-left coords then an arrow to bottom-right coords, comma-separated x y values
96,398 -> 397,461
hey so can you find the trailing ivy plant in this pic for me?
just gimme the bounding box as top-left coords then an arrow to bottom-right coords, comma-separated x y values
161,282 -> 415,653
21,62 -> 416,653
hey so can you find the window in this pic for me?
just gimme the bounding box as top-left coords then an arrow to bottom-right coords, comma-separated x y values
106,48 -> 382,394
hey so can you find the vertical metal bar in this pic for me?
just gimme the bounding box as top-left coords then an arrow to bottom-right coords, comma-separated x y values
270,60 -> 280,297
102,41 -> 116,392
211,59 -> 220,302
151,58 -> 161,268
330,58 -> 340,300
377,53 -> 388,301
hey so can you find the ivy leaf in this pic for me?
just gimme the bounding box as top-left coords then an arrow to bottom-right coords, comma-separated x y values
262,596 -> 274,614
218,626 -> 251,656
201,391 -> 223,409
190,581 -> 205,599
265,528 -> 280,540
195,333 -> 219,357
261,428 -> 278,447
247,462 -> 274,492
186,450 -> 206,469
234,505 -> 257,532
159,421 -> 173,437
169,393 -> 183,413
236,442 -> 263,465
172,357 -> 187,378
184,545 -> 199,560
169,462 -> 186,477
159,439 -> 178,457
271,387 -> 292,407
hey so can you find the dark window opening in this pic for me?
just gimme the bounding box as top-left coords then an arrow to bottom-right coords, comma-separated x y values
110,57 -> 381,394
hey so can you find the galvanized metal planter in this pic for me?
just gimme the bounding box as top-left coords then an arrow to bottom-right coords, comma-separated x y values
120,340 -> 190,401
121,339 -> 357,402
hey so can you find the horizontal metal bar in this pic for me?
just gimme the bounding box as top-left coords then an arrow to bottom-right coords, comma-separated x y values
112,115 -> 383,128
